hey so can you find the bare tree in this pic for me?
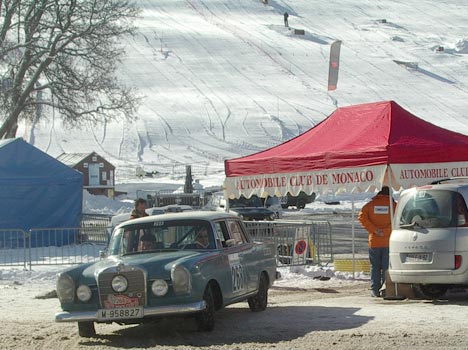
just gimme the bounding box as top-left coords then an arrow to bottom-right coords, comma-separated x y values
0,0 -> 140,139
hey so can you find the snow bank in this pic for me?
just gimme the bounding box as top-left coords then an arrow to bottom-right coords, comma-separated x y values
0,265 -> 64,286
275,265 -> 369,289
82,191 -> 133,215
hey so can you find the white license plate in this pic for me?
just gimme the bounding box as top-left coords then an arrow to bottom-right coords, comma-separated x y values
405,253 -> 431,263
97,307 -> 143,321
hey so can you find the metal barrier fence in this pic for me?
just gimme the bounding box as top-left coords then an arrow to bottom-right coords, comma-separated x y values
81,213 -> 112,229
0,227 -> 107,269
0,229 -> 29,269
244,220 -> 333,267
1,219 -> 333,269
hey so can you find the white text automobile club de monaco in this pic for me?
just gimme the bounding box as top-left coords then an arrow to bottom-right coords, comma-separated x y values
235,166 -> 468,191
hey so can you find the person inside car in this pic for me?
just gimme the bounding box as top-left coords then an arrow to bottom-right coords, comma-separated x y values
139,233 -> 156,251
194,227 -> 211,249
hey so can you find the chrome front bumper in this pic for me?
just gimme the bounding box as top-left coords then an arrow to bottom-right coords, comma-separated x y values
55,301 -> 206,323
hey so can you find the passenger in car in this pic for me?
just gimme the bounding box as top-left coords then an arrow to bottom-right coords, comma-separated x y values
230,222 -> 243,244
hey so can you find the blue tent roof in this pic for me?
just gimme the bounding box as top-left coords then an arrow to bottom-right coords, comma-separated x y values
0,138 -> 83,241
0,138 -> 82,185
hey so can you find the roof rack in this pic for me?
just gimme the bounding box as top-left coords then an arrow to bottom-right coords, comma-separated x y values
430,177 -> 468,185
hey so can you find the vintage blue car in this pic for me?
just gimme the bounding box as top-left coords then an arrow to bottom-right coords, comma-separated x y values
55,212 -> 277,337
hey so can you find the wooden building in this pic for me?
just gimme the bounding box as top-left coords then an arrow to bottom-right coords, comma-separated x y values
57,152 -> 115,198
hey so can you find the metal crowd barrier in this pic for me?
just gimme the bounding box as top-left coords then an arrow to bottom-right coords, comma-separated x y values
0,229 -> 29,269
0,227 -> 107,269
244,220 -> 333,267
1,219 -> 333,269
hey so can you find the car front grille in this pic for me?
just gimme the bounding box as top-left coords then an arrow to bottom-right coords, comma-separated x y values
98,268 -> 146,309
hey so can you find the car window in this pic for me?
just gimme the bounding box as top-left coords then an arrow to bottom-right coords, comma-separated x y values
396,189 -> 463,228
108,219 -> 215,255
214,221 -> 229,248
227,220 -> 248,244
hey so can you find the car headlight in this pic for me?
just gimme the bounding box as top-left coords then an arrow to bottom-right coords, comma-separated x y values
238,214 -> 245,220
76,285 -> 92,302
171,265 -> 191,294
151,279 -> 169,296
57,273 -> 75,303
111,275 -> 128,293
269,214 -> 276,220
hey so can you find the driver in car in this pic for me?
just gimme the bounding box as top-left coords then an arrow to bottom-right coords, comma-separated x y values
195,227 -> 211,249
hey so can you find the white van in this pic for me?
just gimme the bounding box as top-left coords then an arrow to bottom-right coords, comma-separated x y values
389,181 -> 468,298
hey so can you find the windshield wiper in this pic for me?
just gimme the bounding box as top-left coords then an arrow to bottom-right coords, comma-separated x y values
400,222 -> 424,230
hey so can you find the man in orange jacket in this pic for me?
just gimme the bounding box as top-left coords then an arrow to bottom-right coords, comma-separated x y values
358,186 -> 396,297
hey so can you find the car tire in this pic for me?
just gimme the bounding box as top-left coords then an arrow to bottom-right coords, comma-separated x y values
78,321 -> 96,338
248,273 -> 268,312
297,199 -> 306,209
195,285 -> 215,332
415,284 -> 448,299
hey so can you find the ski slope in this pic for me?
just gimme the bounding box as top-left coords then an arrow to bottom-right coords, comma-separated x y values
19,0 -> 468,184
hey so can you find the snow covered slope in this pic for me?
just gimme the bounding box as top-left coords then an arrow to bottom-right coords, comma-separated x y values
19,0 -> 468,183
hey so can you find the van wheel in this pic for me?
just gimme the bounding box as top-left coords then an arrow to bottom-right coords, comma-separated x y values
416,284 -> 448,299
78,321 -> 96,337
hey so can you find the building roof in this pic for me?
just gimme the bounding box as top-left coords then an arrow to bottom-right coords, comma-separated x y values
57,152 -> 93,167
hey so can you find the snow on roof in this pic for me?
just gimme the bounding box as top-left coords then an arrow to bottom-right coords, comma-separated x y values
57,152 -> 93,167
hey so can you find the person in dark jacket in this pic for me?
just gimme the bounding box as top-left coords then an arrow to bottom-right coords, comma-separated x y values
130,198 -> 148,219
284,12 -> 289,27
125,198 -> 149,252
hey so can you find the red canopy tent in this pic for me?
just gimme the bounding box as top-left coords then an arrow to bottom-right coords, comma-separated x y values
224,100 -> 468,199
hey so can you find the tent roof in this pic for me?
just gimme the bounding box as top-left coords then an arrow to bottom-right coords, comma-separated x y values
0,138 -> 82,183
225,101 -> 468,177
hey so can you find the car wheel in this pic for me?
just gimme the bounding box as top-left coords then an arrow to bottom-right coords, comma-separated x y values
195,285 -> 215,332
297,199 -> 306,209
78,321 -> 96,338
416,284 -> 448,299
248,273 -> 268,312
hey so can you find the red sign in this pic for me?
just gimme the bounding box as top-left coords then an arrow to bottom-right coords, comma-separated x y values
294,240 -> 307,255
104,294 -> 140,309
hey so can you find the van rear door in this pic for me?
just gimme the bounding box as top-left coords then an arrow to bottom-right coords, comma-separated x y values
390,189 -> 458,271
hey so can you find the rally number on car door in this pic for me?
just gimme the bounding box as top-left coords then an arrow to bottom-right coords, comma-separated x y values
231,264 -> 245,293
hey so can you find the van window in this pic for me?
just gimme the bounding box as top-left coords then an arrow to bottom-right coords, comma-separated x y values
396,190 -> 466,228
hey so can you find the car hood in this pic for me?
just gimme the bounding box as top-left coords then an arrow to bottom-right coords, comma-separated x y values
79,250 -> 216,284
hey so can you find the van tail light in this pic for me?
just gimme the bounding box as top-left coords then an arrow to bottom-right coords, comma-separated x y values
455,255 -> 462,269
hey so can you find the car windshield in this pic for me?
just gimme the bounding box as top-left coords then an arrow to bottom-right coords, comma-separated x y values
108,219 -> 215,256
396,189 -> 468,229
229,196 -> 263,208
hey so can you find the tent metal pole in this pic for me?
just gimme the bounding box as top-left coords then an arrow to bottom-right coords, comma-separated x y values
351,194 -> 355,279
388,166 -> 394,228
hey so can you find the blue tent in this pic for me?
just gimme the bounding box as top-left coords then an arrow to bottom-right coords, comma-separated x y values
0,138 -> 83,247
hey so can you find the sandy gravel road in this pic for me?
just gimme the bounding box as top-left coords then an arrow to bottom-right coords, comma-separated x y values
2,279 -> 468,350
